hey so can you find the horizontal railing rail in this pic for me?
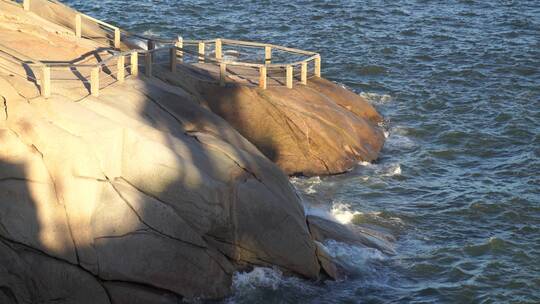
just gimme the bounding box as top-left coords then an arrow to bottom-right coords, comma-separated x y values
138,37 -> 322,89
8,0 -> 121,48
1,0 -> 323,96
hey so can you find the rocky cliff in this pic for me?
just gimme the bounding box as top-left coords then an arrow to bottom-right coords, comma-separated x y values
157,68 -> 386,176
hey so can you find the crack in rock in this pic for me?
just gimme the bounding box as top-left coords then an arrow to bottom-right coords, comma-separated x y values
1,95 -> 7,120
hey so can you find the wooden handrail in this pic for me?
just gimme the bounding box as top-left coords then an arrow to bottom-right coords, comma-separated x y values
220,38 -> 318,56
11,0 -> 121,48
4,0 -> 324,93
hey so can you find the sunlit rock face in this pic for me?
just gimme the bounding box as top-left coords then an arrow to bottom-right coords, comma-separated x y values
157,72 -> 386,176
0,73 -> 323,300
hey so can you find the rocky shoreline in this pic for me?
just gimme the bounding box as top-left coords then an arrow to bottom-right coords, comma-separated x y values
0,1 -> 387,302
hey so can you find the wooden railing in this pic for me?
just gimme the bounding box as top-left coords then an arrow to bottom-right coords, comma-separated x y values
141,37 -> 322,89
0,42 -> 51,96
0,39 -> 322,98
11,0 -> 121,48
1,0 -> 323,97
74,12 -> 121,48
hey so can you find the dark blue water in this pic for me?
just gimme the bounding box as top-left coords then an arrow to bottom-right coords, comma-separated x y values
64,0 -> 540,302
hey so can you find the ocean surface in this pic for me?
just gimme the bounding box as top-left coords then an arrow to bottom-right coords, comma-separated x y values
64,0 -> 540,303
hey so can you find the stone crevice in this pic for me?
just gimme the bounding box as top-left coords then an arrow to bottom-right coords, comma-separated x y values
117,176 -> 208,236
1,95 -> 7,120
203,233 -> 311,276
0,235 -> 112,304
104,176 -> 208,250
0,234 -> 187,302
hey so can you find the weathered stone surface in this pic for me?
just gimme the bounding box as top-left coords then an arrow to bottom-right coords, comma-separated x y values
155,73 -> 384,176
104,282 -> 182,304
0,239 -> 110,304
314,241 -> 346,281
0,66 -> 321,300
157,69 -> 385,176
306,77 -> 383,123
307,215 -> 395,255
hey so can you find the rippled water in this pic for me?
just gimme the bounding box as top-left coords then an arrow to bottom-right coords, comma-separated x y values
64,0 -> 540,302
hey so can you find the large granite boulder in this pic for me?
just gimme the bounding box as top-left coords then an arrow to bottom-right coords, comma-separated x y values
157,71 -> 386,176
0,75 -> 321,301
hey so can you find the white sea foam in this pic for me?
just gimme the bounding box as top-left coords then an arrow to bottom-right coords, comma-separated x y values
232,267 -> 284,291
386,134 -> 416,150
142,29 -> 157,37
290,176 -> 322,194
305,205 -> 334,220
222,50 -> 241,61
382,163 -> 402,176
357,161 -> 402,178
384,126 -> 416,151
358,161 -> 373,167
323,239 -> 386,269
304,201 -> 363,225
331,201 -> 362,224
360,92 -> 393,105
230,266 -> 316,300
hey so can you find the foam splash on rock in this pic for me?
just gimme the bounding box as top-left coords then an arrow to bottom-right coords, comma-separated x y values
229,266 -> 316,300
232,267 -> 285,291
290,176 -> 322,194
360,92 -> 393,105
382,163 -> 402,176
357,161 -> 402,178
331,201 -> 363,224
323,240 -> 386,269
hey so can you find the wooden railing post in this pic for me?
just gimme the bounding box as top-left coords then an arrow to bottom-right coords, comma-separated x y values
215,39 -> 222,60
75,14 -> 82,38
169,47 -> 177,73
114,28 -> 121,49
90,66 -> 100,97
198,42 -> 205,63
41,66 -> 51,98
314,55 -> 321,77
23,0 -> 30,11
144,52 -> 152,77
265,46 -> 272,63
130,51 -> 138,76
176,37 -> 183,63
259,65 -> 267,90
117,55 -> 125,83
219,63 -> 226,87
147,40 -> 155,64
286,65 -> 293,89
300,62 -> 307,85
147,40 -> 155,51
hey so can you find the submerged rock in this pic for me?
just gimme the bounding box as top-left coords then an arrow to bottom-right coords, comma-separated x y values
314,241 -> 347,281
307,215 -> 395,255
